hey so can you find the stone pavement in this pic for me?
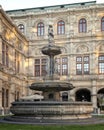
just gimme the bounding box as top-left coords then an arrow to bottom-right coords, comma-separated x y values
0,116 -> 104,125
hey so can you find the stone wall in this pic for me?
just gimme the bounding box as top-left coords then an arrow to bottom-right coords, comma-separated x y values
0,6 -> 29,115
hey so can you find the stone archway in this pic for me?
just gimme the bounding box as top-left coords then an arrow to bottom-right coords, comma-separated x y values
97,88 -> 104,109
75,89 -> 91,102
98,88 -> 104,94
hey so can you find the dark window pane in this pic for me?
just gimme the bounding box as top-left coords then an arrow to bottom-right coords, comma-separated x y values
35,59 -> 40,64
34,58 -> 47,77
2,88 -> 4,107
18,24 -> 24,33
101,17 -> 104,31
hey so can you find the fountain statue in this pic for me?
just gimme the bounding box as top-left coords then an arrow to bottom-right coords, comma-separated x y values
5,25 -> 93,122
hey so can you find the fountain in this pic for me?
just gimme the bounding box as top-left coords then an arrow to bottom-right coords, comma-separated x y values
6,25 -> 93,122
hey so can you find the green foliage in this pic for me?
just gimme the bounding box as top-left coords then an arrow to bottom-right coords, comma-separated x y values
0,124 -> 104,130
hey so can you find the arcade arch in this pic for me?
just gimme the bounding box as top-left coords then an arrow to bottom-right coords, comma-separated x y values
75,88 -> 91,102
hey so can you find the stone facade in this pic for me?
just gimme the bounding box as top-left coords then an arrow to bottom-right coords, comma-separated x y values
0,6 -> 29,114
1,1 -> 104,114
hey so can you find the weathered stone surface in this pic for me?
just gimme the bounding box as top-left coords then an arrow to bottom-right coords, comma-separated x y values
10,101 -> 93,119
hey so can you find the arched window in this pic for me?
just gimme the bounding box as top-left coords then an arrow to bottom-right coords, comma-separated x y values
79,18 -> 87,33
101,17 -> 104,31
37,22 -> 44,36
57,20 -> 65,34
18,24 -> 24,33
97,88 -> 104,109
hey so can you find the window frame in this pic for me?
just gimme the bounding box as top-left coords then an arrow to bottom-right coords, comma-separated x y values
34,58 -> 47,77
56,57 -> 68,76
37,22 -> 44,36
101,17 -> 104,31
98,55 -> 104,74
76,56 -> 89,75
57,20 -> 65,35
18,24 -> 24,33
15,51 -> 20,73
2,42 -> 9,67
79,18 -> 87,33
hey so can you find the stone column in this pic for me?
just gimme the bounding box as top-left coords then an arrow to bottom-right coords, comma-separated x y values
49,55 -> 54,77
0,80 -> 3,115
0,38 -> 2,64
91,80 -> 97,113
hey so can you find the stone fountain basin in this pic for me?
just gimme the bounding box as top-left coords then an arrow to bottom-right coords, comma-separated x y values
10,101 -> 93,119
30,80 -> 74,91
42,45 -> 61,56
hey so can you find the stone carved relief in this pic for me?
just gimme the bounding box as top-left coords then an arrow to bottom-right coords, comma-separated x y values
1,25 -> 17,46
61,47 -> 67,53
34,48 -> 42,55
76,45 -> 89,53
99,44 -> 104,51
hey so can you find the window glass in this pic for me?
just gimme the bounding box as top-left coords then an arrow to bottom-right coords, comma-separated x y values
37,22 -> 44,36
18,24 -> 24,33
101,17 -> 104,31
79,18 -> 87,33
57,20 -> 65,34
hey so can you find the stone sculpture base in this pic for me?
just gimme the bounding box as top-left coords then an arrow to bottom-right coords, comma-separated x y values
6,101 -> 93,122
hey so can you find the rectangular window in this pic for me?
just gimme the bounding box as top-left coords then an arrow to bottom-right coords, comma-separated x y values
76,63 -> 82,75
41,59 -> 47,76
2,43 -> 9,67
35,65 -> 40,77
34,58 -> 47,77
76,56 -> 89,75
6,45 -> 9,67
98,55 -> 104,74
2,88 -> 9,108
79,24 -> 83,33
56,57 -> 68,75
35,59 -> 40,76
15,91 -> 19,101
2,88 -> 4,107
62,57 -> 68,75
2,43 -> 5,65
55,58 -> 61,75
84,63 -> 89,74
15,51 -> 20,73
99,63 -> 104,73
6,89 -> 9,107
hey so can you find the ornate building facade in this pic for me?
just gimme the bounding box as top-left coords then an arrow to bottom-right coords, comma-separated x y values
0,6 -> 29,114
1,1 -> 104,114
